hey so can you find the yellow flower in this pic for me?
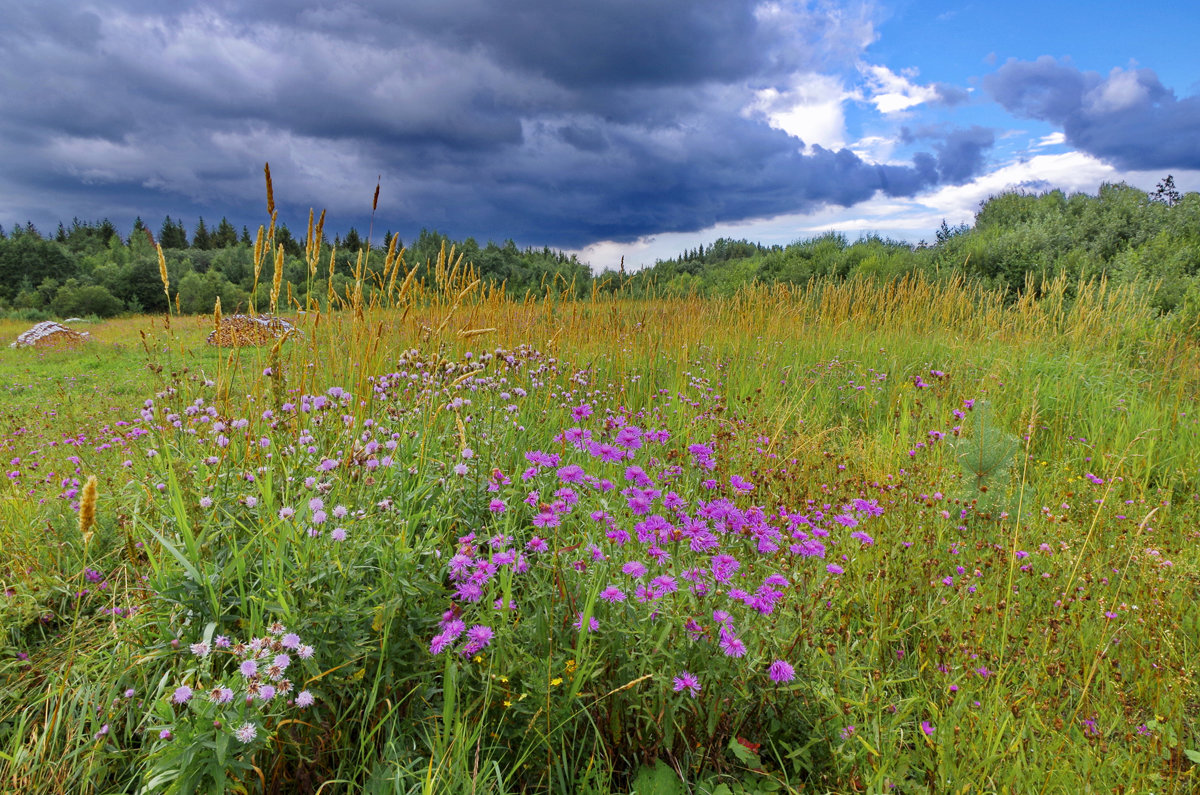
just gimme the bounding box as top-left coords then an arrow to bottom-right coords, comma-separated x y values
498,676 -> 509,683
503,700 -> 512,708
550,677 -> 563,687
473,655 -> 483,663
565,659 -> 577,674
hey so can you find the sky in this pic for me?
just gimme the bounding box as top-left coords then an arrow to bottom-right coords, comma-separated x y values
2,0 -> 1199,269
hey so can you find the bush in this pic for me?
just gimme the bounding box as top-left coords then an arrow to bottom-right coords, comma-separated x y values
51,283 -> 124,318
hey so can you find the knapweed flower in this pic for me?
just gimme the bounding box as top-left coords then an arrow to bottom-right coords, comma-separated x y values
672,671 -> 701,698
573,613 -> 600,632
430,633 -> 453,655
768,660 -> 795,683
599,585 -> 626,603
210,687 -> 234,704
720,635 -> 747,658
171,685 -> 193,704
295,690 -> 315,708
730,475 -> 754,493
465,624 -> 494,652
234,723 -> 258,743
921,721 -> 935,736
622,560 -> 648,579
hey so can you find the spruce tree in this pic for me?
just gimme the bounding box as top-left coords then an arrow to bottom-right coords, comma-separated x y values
214,217 -> 238,248
950,401 -> 1025,517
193,217 -> 212,250
276,223 -> 302,257
159,216 -> 188,249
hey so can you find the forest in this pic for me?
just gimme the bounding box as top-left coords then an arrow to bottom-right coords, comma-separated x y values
2,177 -> 1197,322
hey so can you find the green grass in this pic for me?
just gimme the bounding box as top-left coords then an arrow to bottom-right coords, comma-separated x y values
1,272 -> 1199,793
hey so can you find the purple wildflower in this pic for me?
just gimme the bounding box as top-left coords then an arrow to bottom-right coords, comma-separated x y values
768,660 -> 795,683
672,670 -> 701,698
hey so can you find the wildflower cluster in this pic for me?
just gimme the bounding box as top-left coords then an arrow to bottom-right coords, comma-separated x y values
429,406 -> 888,698
160,622 -> 316,747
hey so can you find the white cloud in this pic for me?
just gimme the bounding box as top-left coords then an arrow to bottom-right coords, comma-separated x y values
859,63 -> 939,114
847,134 -> 898,163
1031,132 -> 1067,148
746,73 -> 850,150
1085,67 -> 1153,114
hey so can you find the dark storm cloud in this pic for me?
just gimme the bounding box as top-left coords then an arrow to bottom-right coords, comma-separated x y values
1,0 -> 963,247
900,125 -> 995,184
984,56 -> 1200,170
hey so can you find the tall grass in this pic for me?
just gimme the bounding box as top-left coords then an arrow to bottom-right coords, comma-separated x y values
1,224 -> 1199,793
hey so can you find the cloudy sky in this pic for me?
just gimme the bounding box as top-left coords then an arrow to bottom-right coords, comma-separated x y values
2,0 -> 1199,267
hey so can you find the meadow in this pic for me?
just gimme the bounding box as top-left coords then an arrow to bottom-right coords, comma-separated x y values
1,241 -> 1199,793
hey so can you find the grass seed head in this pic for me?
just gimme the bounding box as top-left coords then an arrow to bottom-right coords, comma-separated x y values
79,475 -> 97,546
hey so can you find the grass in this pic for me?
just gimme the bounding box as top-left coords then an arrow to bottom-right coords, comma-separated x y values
1,256 -> 1199,794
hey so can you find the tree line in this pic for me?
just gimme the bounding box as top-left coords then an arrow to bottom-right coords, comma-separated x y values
2,178 -> 1197,321
606,177 -> 1200,318
0,216 -> 591,319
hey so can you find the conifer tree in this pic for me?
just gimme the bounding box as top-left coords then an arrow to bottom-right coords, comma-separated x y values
193,217 -> 212,249
214,217 -> 238,248
159,215 -> 188,248
950,401 -> 1023,517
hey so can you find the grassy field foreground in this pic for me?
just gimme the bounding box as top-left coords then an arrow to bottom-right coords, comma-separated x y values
1,268 -> 1199,793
